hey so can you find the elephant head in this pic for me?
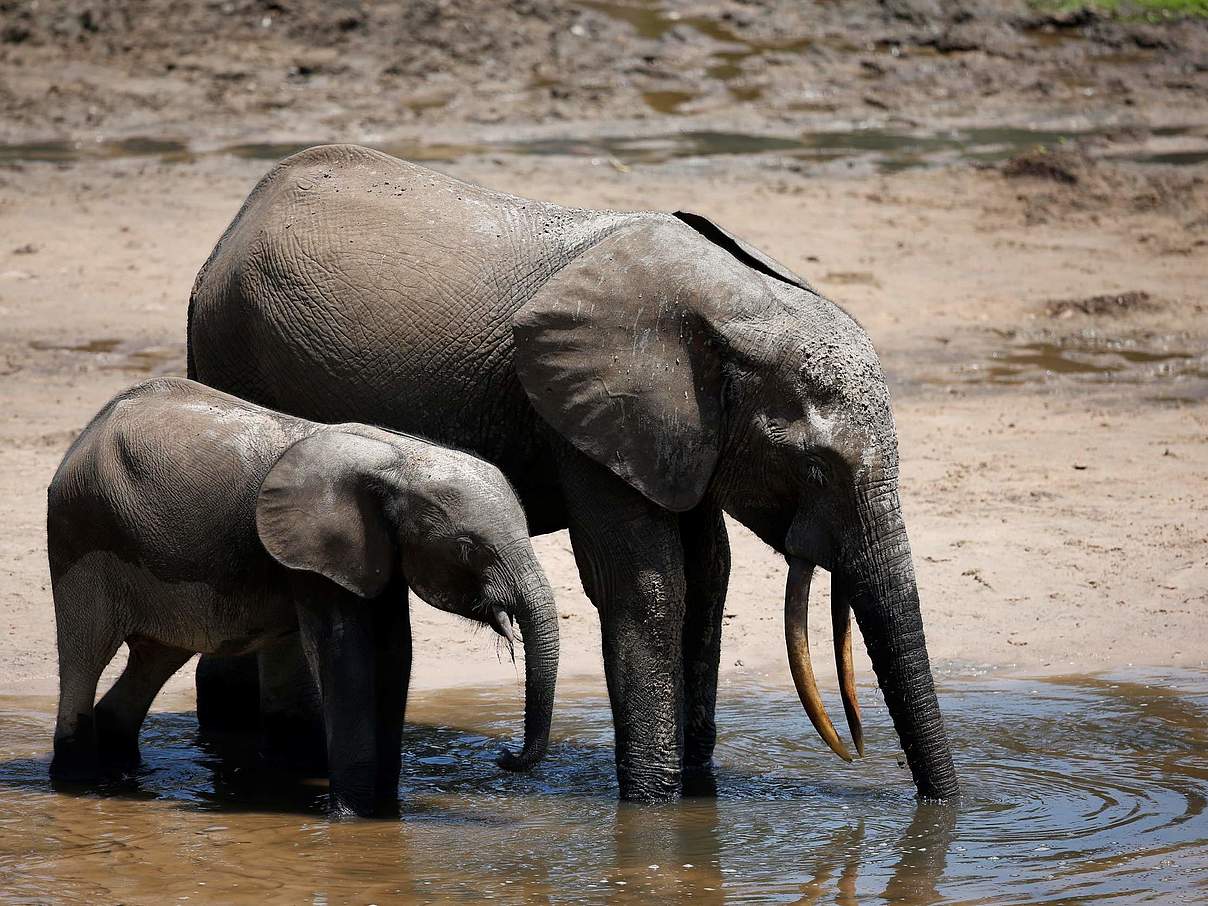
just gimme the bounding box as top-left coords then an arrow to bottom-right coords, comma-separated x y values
513,214 -> 957,799
254,428 -> 559,771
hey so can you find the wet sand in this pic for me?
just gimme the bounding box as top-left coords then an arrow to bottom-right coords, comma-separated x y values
0,147 -> 1205,702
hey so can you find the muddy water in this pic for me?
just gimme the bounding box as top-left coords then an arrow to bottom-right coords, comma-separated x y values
0,670 -> 1205,903
28,339 -> 185,376
946,336 -> 1208,395
2,124 -> 1206,172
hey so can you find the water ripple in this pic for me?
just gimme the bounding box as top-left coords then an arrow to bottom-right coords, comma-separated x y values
0,668 -> 1204,903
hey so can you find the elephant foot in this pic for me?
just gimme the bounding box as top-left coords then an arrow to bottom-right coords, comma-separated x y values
50,727 -> 101,784
94,707 -> 142,776
681,762 -> 718,798
617,766 -> 683,803
329,795 -> 399,820
259,712 -> 327,775
329,763 -> 397,819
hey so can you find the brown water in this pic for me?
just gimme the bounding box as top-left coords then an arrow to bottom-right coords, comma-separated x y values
2,124 -> 1205,172
1,670 -> 1205,903
28,339 -> 185,375
954,336 -> 1207,388
580,0 -> 808,108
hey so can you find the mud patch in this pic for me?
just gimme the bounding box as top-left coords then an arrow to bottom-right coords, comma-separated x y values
1002,146 -> 1083,184
29,338 -> 185,376
953,334 -> 1205,386
999,145 -> 1208,227
1045,290 -> 1158,318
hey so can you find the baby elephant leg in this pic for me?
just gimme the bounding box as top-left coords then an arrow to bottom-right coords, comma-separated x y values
196,654 -> 261,735
258,635 -> 327,773
50,571 -> 125,782
94,638 -> 193,773
294,576 -> 411,818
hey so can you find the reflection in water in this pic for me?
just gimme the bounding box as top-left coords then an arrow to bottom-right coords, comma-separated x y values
0,669 -> 1205,903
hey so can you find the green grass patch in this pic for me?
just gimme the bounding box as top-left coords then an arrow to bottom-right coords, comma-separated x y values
1032,0 -> 1208,17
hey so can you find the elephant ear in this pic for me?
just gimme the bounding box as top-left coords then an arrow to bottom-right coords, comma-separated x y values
256,431 -> 399,599
672,210 -> 815,292
514,219 -> 757,512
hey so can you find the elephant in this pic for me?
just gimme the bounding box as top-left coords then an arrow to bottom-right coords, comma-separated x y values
46,376 -> 558,817
187,143 -> 959,802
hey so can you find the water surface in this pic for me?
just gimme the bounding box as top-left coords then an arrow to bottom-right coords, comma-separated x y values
1,124 -> 1204,172
0,669 -> 1205,903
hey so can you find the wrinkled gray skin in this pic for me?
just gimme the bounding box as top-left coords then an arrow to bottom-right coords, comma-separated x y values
189,144 -> 958,802
46,377 -> 558,817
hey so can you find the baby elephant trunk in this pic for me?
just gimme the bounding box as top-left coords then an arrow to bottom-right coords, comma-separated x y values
495,558 -> 560,772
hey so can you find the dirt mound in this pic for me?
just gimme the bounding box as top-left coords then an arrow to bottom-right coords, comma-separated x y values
1044,291 -> 1157,318
1003,147 -> 1084,185
1001,147 -> 1208,230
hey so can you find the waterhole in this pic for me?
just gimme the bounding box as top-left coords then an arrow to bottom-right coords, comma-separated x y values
956,337 -> 1208,388
1,670 -> 1204,903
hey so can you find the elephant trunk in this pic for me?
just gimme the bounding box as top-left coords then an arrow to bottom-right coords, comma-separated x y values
496,556 -> 559,772
846,474 -> 958,800
783,471 -> 958,799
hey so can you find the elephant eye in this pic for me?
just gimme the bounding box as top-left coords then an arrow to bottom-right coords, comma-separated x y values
763,415 -> 791,440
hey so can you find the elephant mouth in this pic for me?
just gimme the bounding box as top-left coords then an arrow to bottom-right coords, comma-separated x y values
784,557 -> 864,762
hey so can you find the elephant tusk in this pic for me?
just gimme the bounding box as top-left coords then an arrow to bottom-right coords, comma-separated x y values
785,558 -> 853,763
489,605 -> 518,663
832,594 -> 865,758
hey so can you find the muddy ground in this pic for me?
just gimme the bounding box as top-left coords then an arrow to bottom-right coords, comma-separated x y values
0,2 -> 1205,706
2,0 -> 1207,145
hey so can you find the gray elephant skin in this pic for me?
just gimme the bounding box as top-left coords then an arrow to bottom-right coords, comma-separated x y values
188,144 -> 959,801
46,377 -> 558,817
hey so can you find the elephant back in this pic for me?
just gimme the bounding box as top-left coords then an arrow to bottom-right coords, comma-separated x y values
186,146 -> 637,515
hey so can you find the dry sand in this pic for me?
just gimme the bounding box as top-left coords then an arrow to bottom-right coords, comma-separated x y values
1,146 -> 1204,706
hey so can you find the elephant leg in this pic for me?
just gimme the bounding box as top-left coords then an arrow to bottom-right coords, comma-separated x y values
258,634 -> 326,773
196,653 -> 260,735
94,638 -> 193,773
680,504 -> 730,796
50,577 -> 125,782
558,450 -> 687,802
370,586 -> 411,808
293,576 -> 399,818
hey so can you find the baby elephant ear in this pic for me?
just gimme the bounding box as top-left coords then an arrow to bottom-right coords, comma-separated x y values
256,431 -> 399,599
514,219 -> 750,512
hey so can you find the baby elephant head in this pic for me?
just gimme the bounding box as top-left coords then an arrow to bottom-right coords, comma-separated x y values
254,428 -> 558,771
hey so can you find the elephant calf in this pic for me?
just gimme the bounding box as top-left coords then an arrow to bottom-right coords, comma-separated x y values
46,377 -> 558,817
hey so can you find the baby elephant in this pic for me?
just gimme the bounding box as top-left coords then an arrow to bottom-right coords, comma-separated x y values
47,377 -> 558,816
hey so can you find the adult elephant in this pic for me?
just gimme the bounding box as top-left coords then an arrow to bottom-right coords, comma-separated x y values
188,144 -> 958,802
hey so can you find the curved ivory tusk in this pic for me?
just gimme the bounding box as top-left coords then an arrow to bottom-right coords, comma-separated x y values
831,589 -> 865,758
785,558 -> 853,763
490,605 -> 518,663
